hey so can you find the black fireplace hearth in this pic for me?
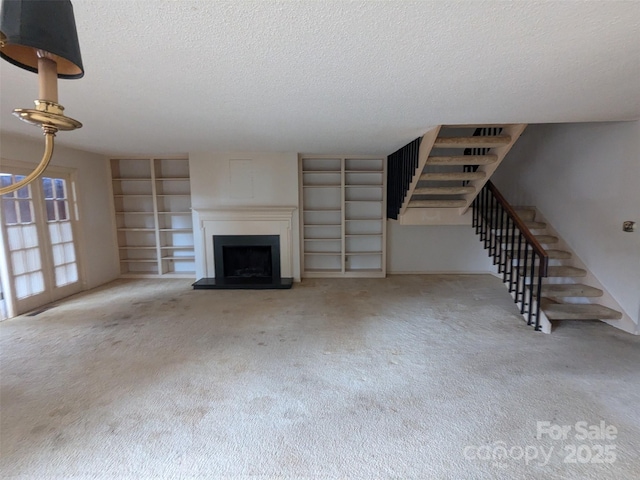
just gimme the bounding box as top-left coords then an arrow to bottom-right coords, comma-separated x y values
192,234 -> 292,290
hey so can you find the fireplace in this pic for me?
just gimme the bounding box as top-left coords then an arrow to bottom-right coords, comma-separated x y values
191,207 -> 296,289
193,234 -> 292,289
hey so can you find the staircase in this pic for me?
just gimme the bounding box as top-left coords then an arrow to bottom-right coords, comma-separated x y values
512,207 -> 622,326
386,124 -> 627,333
472,184 -> 623,333
388,124 -> 527,225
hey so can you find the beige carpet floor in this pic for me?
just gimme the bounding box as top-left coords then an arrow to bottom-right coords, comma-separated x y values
1,274 -> 639,479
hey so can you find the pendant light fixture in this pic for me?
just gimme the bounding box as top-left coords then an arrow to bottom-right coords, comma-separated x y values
0,0 -> 84,195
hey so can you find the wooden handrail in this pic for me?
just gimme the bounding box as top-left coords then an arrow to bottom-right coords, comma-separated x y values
486,181 -> 549,276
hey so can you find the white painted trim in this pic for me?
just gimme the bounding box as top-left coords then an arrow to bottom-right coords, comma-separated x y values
193,207 -> 297,279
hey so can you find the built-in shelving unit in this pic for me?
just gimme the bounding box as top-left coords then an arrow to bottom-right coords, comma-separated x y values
300,156 -> 386,277
110,158 -> 195,277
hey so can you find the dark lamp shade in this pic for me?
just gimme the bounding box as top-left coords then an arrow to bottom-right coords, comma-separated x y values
0,0 -> 83,78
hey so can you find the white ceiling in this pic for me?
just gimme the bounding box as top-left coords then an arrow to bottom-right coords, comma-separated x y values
1,0 -> 639,157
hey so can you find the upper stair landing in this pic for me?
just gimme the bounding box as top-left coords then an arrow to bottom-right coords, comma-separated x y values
396,124 -> 526,225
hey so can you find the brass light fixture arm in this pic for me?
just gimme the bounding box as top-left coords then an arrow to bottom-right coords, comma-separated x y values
0,55 -> 80,196
0,128 -> 56,196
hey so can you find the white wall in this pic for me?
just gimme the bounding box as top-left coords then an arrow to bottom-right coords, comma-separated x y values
189,152 -> 300,280
387,222 -> 495,274
492,121 -> 640,330
0,132 -> 120,289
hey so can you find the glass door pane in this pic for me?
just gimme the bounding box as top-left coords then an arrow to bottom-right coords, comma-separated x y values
0,174 -> 47,312
42,177 -> 79,287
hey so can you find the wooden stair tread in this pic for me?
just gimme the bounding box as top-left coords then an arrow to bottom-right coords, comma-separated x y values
426,155 -> 498,166
490,221 -> 547,233
420,171 -> 485,181
506,249 -> 572,260
520,266 -> 587,277
490,207 -> 536,221
413,186 -> 475,195
541,300 -> 622,320
534,235 -> 558,244
498,234 -> 558,245
514,208 -> 536,221
541,284 -> 603,297
524,221 -> 546,229
434,135 -> 512,148
408,200 -> 467,208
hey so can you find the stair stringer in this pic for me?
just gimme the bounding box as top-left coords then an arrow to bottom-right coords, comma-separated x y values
531,208 -> 637,334
457,124 -> 527,215
398,126 -> 441,217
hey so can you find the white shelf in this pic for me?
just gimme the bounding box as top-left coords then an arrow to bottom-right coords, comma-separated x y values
300,155 -> 386,278
112,178 -> 151,181
110,157 -> 195,278
113,194 -> 153,198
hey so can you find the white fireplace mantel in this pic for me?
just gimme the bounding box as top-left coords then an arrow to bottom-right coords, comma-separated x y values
193,207 -> 297,279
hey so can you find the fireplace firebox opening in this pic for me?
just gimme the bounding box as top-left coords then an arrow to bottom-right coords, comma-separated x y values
222,245 -> 272,279
192,234 -> 292,289
214,234 -> 280,280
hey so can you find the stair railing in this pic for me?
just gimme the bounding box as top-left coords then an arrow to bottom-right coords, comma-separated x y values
472,181 -> 548,330
463,127 -> 502,185
387,137 -> 421,219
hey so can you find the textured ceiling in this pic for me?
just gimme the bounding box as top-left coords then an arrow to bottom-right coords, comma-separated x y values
1,0 -> 639,156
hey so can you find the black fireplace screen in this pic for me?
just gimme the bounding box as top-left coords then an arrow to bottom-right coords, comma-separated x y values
223,245 -> 272,278
213,235 -> 280,280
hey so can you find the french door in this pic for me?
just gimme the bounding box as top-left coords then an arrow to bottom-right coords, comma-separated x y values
0,168 -> 82,317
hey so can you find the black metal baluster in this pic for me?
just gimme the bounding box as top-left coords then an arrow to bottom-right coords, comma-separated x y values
480,188 -> 485,231
514,232 -> 523,304
521,242 -> 529,314
508,220 -> 516,292
496,207 -> 505,269
502,216 -> 510,282
535,266 -> 544,331
527,251 -> 537,325
485,190 -> 492,250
